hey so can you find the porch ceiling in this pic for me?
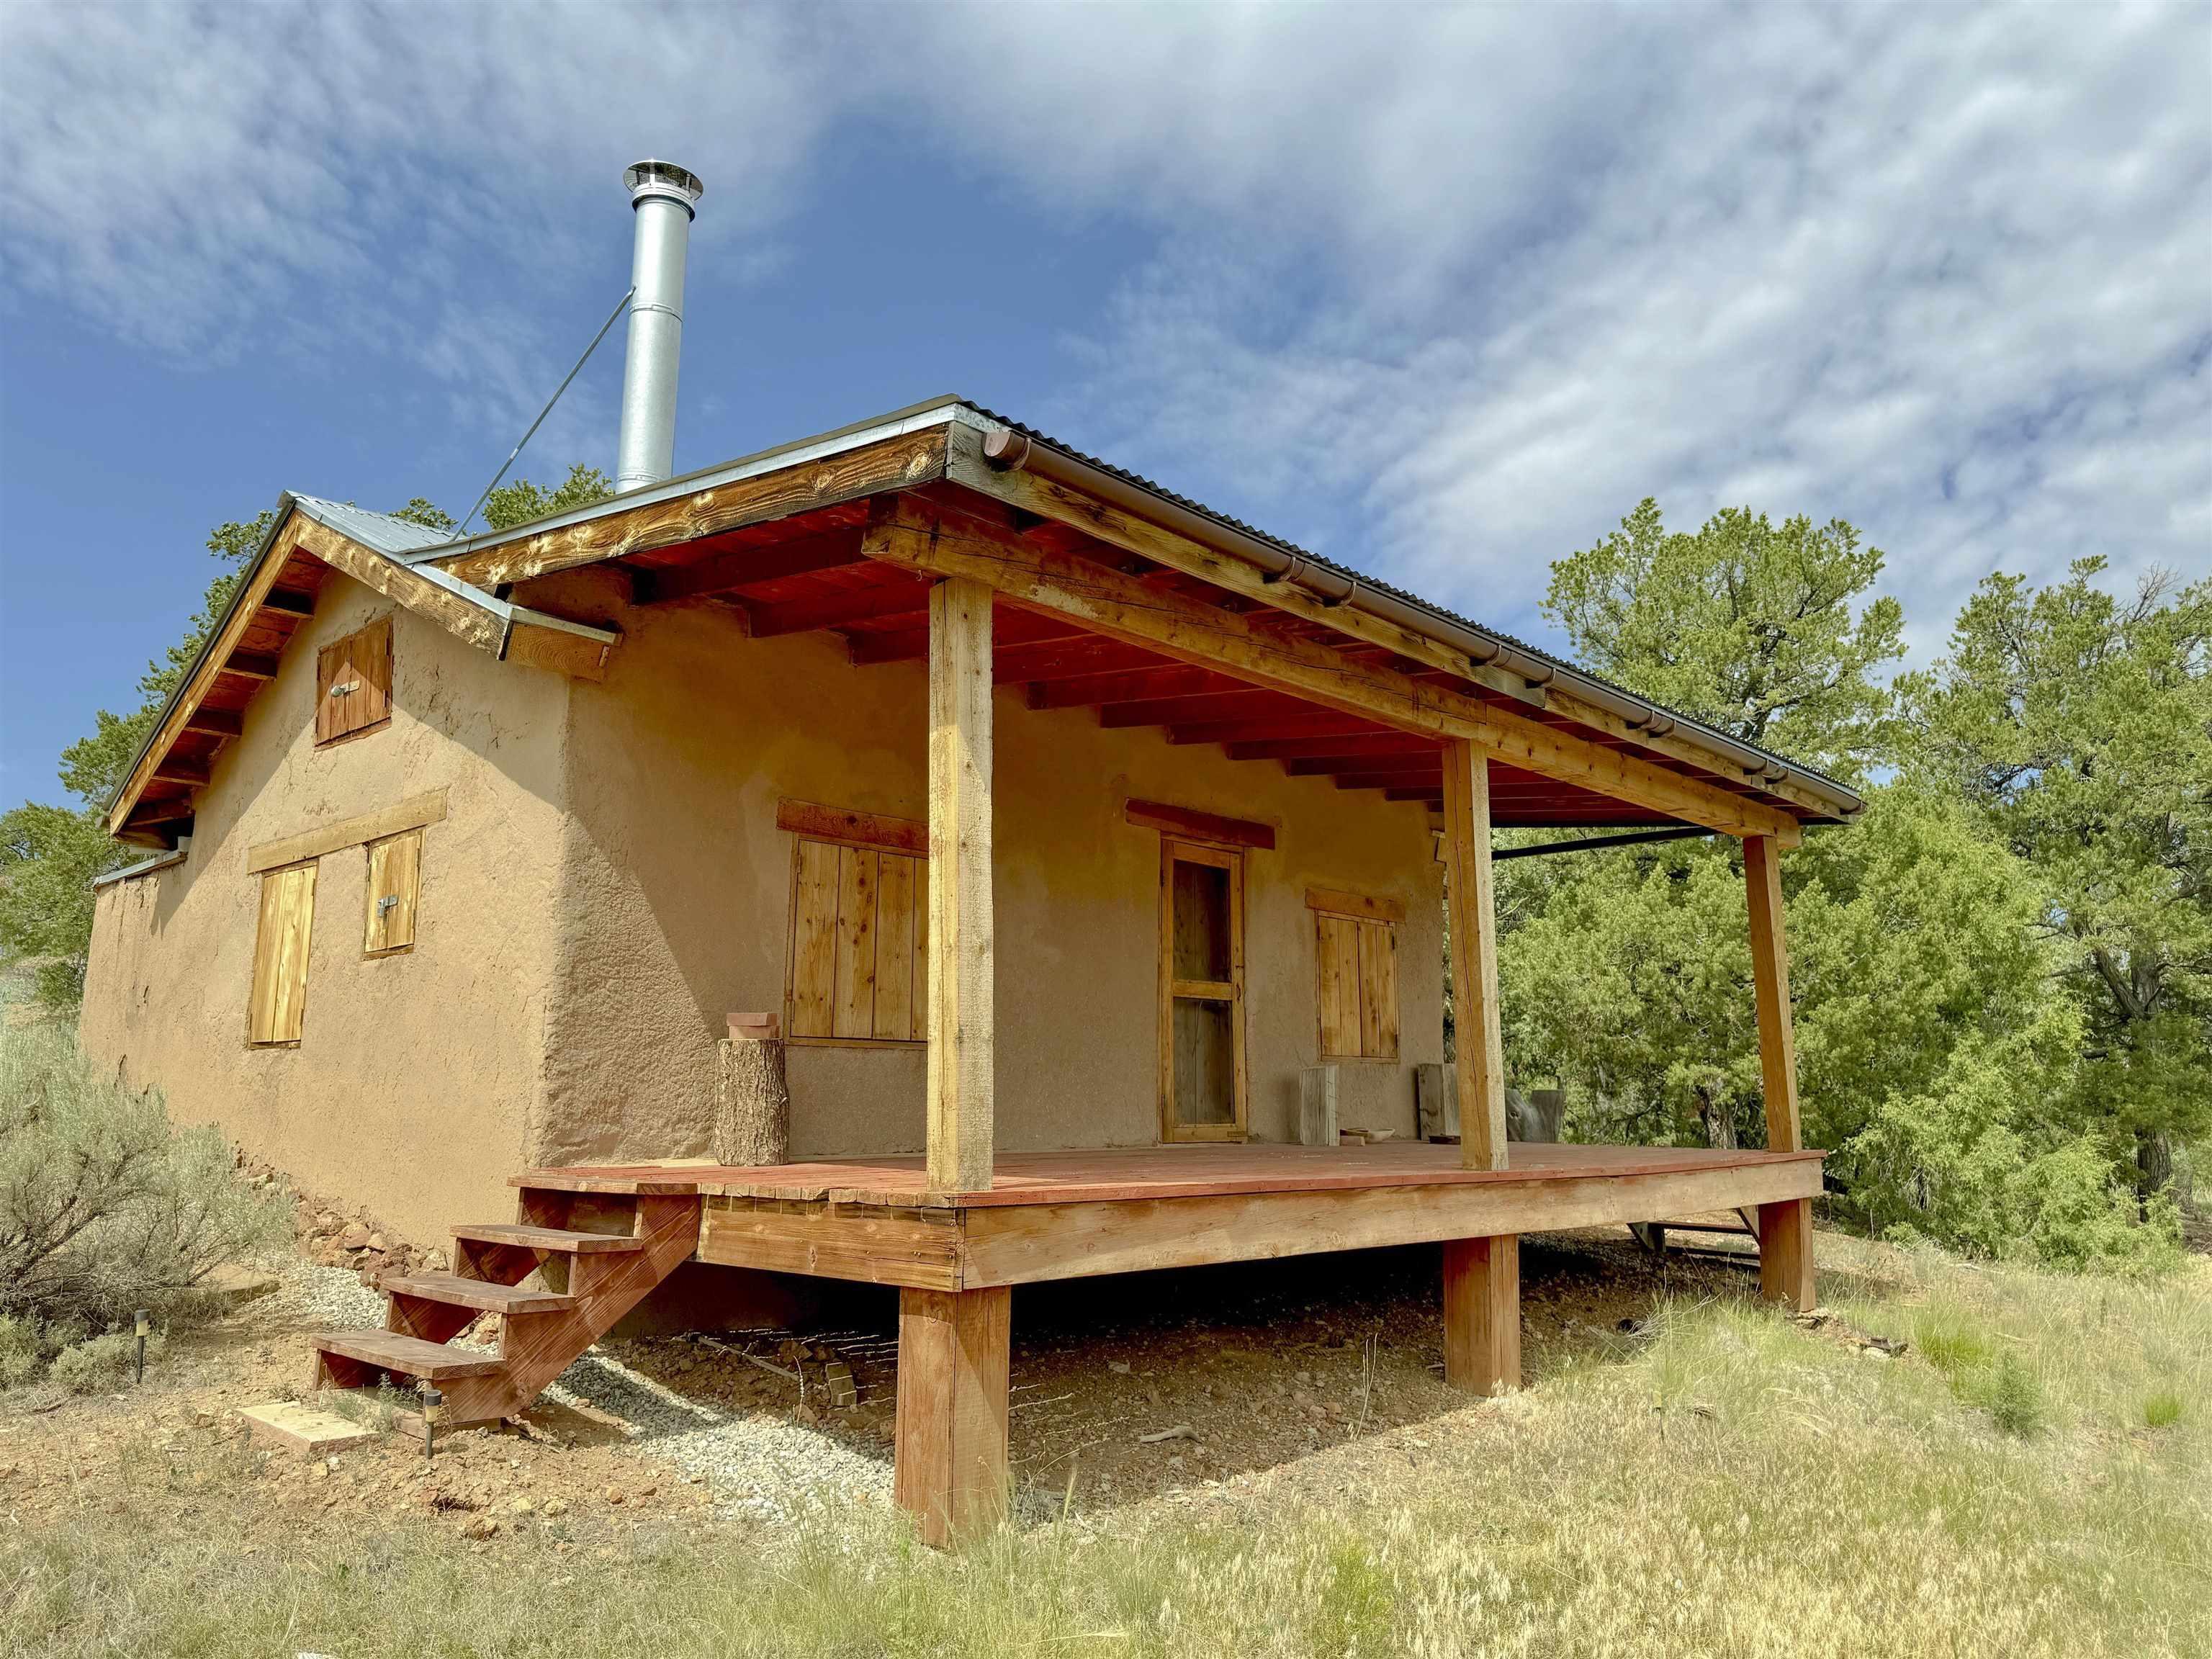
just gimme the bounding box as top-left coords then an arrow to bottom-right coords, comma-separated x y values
613,485 -> 1786,829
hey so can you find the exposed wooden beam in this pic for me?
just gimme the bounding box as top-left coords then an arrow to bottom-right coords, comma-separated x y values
1228,732 -> 1441,762
217,652 -> 280,682
861,496 -> 1799,842
946,427 -> 1839,824
152,757 -> 210,786
992,637 -> 1161,686
631,528 -> 867,605
927,576 -> 995,1195
1026,665 -> 1230,711
1172,715 -> 1392,747
1745,835 -> 1803,1153
183,708 -> 245,738
433,427 -> 949,590
745,577 -> 932,639
1098,691 -> 1307,729
260,588 -> 317,619
1287,753 -> 1442,778
1443,740 -> 1509,1172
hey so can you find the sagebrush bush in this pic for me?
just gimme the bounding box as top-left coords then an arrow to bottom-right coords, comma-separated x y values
0,1025 -> 287,1336
48,1329 -> 164,1395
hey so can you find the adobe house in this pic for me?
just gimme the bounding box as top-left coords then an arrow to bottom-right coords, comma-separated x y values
81,162 -> 1859,1542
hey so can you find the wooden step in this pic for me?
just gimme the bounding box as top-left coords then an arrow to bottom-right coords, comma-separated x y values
379,1272 -> 575,1316
452,1223 -> 644,1254
309,1328 -> 504,1380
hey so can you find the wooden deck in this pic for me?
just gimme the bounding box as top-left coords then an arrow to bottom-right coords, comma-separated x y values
512,1141 -> 1821,1545
516,1141 -> 1823,1292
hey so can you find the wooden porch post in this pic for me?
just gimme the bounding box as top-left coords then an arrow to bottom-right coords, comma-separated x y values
1442,739 -> 1509,1171
894,1285 -> 1011,1545
927,575 -> 994,1194
1745,833 -> 1815,1309
1442,739 -> 1520,1390
1442,1235 -> 1519,1394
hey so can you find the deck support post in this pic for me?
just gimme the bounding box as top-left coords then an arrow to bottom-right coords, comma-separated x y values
1442,1234 -> 1519,1394
1746,834 -> 1814,1308
1442,739 -> 1509,1171
894,1285 -> 1012,1546
927,573 -> 994,1193
1757,1197 -> 1816,1311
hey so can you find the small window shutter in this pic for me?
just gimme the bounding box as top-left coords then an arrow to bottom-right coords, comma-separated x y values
315,616 -> 393,746
364,829 -> 421,955
1357,919 -> 1399,1059
250,863 -> 318,1044
788,837 -> 927,1043
1316,914 -> 1362,1058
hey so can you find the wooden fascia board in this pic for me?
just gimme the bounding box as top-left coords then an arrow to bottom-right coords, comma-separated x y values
944,426 -> 1833,827
428,426 -> 952,590
861,498 -> 1801,843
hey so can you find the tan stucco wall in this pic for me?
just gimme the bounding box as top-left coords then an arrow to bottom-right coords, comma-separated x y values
521,568 -> 1444,1160
81,560 -> 1447,1244
80,575 -> 571,1242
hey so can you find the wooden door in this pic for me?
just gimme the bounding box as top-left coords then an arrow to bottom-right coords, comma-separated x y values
1159,839 -> 1247,1141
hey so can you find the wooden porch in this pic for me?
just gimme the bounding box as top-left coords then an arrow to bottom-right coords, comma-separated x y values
521,1141 -> 1822,1542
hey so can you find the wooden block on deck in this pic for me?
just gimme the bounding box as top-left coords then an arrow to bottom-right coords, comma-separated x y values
236,1401 -> 380,1457
1299,1066 -> 1339,1148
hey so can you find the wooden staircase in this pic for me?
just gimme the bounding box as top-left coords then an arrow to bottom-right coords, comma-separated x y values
309,1180 -> 700,1429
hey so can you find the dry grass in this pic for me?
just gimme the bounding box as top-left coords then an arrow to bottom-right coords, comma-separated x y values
4,1246 -> 2206,1658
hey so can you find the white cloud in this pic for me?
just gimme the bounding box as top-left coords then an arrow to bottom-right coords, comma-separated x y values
886,2 -> 2212,651
4,1 -> 2203,657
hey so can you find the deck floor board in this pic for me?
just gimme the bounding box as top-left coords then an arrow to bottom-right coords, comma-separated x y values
519,1142 -> 1822,1209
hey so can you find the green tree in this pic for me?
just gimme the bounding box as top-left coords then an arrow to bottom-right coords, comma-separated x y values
480,464 -> 613,532
1544,499 -> 1904,783
1900,559 -> 2212,1198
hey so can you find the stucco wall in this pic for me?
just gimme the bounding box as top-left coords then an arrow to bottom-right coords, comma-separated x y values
522,568 -> 1444,1160
80,575 -> 571,1242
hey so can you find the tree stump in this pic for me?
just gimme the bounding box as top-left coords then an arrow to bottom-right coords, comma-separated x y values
715,1036 -> 791,1166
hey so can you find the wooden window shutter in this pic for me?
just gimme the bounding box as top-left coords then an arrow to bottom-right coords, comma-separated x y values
315,616 -> 393,747
1310,889 -> 1402,1061
363,829 -> 421,955
787,832 -> 926,1045
249,862 -> 318,1045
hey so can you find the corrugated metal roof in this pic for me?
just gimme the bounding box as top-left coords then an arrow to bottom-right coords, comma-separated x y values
289,495 -> 456,557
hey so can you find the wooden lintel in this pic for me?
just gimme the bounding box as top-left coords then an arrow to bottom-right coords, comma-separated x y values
433,427 -> 950,590
860,495 -> 1802,842
775,799 -> 930,856
1123,798 -> 1277,851
1305,886 -> 1407,925
246,790 -> 448,874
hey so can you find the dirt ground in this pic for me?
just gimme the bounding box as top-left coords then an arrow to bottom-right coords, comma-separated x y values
0,1215 -> 1867,1556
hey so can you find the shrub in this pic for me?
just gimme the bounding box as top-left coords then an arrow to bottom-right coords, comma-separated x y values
48,1329 -> 164,1395
0,1313 -> 40,1387
1972,1352 -> 2046,1438
0,1025 -> 288,1339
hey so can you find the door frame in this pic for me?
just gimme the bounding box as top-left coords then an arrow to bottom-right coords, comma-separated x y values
1156,837 -> 1249,1143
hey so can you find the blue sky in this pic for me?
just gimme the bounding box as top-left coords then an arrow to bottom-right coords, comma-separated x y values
3,2 -> 2207,809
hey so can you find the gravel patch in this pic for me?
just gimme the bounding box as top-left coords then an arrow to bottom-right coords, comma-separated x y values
266,1258 -> 386,1330
545,1349 -> 894,1525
